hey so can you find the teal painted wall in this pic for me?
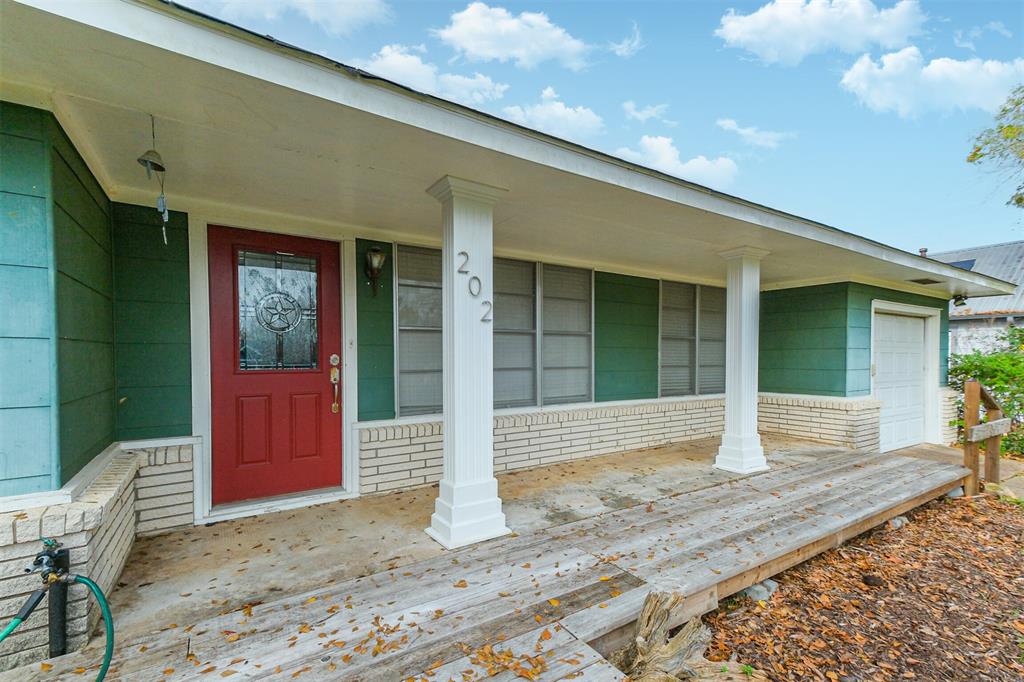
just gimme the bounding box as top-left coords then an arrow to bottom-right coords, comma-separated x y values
50,117 -> 115,483
356,239 -> 395,421
594,272 -> 659,401
112,202 -> 192,440
1,102 -> 194,494
760,283 -> 851,396
760,282 -> 949,397
845,283 -> 949,396
0,102 -> 57,495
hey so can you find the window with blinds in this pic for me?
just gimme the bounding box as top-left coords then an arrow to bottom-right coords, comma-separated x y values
659,283 -> 727,396
698,286 -> 727,393
660,281 -> 696,396
541,265 -> 592,405
494,258 -> 537,409
396,245 -> 443,416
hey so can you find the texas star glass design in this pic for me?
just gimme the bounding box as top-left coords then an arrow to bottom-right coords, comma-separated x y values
238,249 -> 319,370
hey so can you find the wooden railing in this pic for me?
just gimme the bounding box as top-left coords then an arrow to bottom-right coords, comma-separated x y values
962,379 -> 1011,496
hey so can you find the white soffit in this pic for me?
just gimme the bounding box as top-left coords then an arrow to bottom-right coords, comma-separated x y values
1,0 -> 1015,299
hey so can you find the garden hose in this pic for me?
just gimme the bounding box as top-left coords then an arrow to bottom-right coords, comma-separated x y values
70,575 -> 114,682
0,588 -> 47,643
0,577 -> 113,682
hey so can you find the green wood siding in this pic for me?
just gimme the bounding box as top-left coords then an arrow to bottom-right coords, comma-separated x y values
1,102 -> 195,494
760,282 -> 949,398
845,283 -> 949,396
0,102 -> 56,495
356,239 -> 395,421
594,272 -> 659,401
112,202 -> 192,440
760,283 -> 851,396
50,116 -> 115,483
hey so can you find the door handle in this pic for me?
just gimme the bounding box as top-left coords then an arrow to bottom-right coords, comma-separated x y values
330,366 -> 340,413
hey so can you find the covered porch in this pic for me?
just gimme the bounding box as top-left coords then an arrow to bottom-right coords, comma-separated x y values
12,437 -> 968,680
0,0 -> 1015,673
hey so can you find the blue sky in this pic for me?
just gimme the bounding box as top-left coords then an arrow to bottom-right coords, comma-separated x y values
184,1 -> 1023,253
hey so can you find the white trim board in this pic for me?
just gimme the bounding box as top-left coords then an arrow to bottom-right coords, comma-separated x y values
870,300 -> 943,451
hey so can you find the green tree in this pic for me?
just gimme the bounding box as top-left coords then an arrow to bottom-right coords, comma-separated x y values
967,84 -> 1024,209
948,326 -> 1024,454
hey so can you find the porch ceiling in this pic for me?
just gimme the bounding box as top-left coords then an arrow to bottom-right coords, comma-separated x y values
1,0 -> 1013,298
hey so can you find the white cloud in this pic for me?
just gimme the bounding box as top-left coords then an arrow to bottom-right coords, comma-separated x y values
609,22 -> 644,58
716,118 -> 795,149
616,136 -> 738,190
434,2 -> 588,70
622,100 -> 674,125
840,46 -> 1024,117
353,44 -> 508,105
953,21 -> 1013,52
502,87 -> 604,141
715,0 -> 926,66
187,0 -> 391,36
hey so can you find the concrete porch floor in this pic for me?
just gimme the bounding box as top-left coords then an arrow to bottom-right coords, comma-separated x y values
104,435 -> 841,641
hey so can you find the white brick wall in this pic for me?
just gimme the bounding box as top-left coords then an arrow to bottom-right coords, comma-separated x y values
940,387 -> 959,446
357,393 -> 895,495
357,398 -> 726,494
0,453 -> 140,671
130,445 -> 195,536
758,393 -> 881,451
0,443 -> 196,670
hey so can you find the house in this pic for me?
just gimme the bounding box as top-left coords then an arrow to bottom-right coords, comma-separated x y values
0,0 -> 1015,672
930,240 -> 1024,355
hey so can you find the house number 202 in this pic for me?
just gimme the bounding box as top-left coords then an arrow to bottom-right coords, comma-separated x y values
457,251 -> 493,322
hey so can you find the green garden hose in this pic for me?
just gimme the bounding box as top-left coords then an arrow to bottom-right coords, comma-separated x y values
0,617 -> 23,642
72,575 -> 114,682
0,588 -> 46,644
0,578 -> 113,682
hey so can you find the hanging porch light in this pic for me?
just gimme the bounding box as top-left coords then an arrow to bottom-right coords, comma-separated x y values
137,114 -> 169,245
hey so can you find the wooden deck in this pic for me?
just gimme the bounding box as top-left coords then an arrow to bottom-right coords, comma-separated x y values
15,448 -> 967,681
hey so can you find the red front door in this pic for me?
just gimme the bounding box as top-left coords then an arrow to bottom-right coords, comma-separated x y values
209,226 -> 342,505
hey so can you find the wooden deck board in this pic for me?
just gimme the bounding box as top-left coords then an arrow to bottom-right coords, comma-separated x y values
11,449 -> 967,682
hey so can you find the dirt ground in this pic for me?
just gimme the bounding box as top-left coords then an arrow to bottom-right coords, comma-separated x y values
704,493 -> 1024,681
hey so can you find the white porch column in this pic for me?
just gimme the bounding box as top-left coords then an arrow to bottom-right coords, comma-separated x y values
425,176 -> 511,549
715,246 -> 770,474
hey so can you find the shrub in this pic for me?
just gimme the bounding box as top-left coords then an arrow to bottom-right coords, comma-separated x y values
948,326 -> 1024,454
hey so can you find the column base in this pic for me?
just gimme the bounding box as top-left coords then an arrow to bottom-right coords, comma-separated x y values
425,477 -> 510,550
714,433 -> 769,474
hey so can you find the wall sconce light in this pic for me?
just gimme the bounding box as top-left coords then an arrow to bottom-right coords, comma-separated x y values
365,247 -> 387,296
952,294 -> 968,307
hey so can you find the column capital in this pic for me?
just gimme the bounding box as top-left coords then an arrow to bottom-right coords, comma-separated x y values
426,176 -> 507,205
718,245 -> 770,261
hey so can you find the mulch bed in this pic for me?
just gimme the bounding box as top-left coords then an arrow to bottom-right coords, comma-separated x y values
704,494 -> 1024,681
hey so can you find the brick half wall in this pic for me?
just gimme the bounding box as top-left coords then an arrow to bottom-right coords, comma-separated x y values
0,443 -> 195,670
757,393 -> 881,451
357,398 -> 726,494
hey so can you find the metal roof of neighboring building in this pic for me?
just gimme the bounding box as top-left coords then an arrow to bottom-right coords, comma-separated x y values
932,240 -> 1024,317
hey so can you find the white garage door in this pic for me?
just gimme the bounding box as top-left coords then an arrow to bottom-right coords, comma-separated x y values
875,313 -> 926,452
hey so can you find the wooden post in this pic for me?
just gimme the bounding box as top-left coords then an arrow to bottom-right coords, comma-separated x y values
984,406 -> 1003,485
963,379 -> 980,496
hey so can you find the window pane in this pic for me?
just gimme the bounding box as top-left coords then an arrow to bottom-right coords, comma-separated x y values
660,281 -> 695,396
698,286 -> 727,394
494,258 -> 536,408
543,368 -> 590,405
397,284 -> 441,328
238,250 -> 318,370
495,368 -> 535,408
397,245 -> 443,415
398,245 -> 441,285
542,265 -> 591,404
